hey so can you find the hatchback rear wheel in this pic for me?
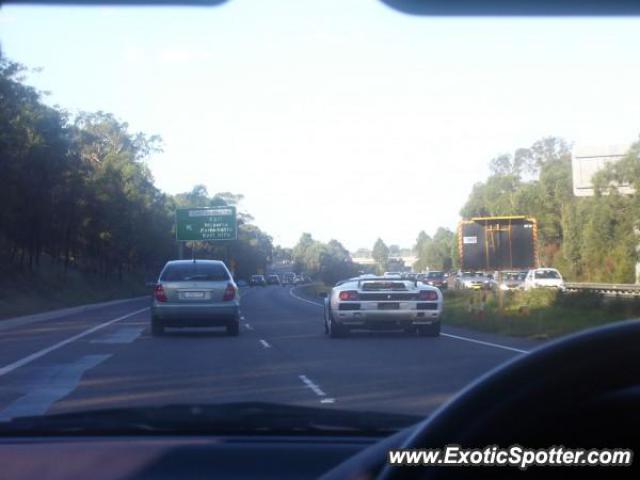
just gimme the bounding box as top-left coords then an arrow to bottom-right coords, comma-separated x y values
227,317 -> 240,336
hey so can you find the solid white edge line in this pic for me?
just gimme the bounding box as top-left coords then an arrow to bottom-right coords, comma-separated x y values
0,307 -> 149,377
289,287 -> 323,307
441,333 -> 530,354
259,339 -> 271,348
298,374 -> 326,397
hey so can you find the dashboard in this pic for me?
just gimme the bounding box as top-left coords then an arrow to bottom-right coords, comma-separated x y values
0,433 -> 392,480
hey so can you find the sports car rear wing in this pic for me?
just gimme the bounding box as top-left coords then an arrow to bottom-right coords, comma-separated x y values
357,277 -> 418,289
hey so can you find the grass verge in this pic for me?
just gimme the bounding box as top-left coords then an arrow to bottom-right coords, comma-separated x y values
295,283 -> 331,300
443,289 -> 640,339
0,262 -> 149,320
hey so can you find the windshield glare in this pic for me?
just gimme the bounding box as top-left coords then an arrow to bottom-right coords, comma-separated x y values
0,2 -> 638,434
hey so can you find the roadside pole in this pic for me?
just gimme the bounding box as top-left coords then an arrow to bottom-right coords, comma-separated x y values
635,226 -> 640,284
497,271 -> 504,312
178,241 -> 184,260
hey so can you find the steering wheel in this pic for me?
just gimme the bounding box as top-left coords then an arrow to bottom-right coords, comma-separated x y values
324,320 -> 640,479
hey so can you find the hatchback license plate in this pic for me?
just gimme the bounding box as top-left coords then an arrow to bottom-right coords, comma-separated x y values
378,302 -> 399,310
183,291 -> 205,299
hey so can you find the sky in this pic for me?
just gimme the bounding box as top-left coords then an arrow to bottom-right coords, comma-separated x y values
1,1 -> 639,251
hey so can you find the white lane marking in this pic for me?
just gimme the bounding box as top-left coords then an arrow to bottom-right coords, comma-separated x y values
259,339 -> 271,348
241,316 -> 246,320
299,374 -> 326,397
90,326 -> 144,344
289,287 -> 323,307
0,307 -> 149,377
0,354 -> 111,421
320,398 -> 336,404
441,332 -> 530,354
244,323 -> 254,330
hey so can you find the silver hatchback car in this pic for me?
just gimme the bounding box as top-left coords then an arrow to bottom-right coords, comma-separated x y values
151,260 -> 240,336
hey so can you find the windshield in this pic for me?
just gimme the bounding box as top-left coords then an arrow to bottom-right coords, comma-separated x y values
462,272 -> 484,278
1,2 -> 639,434
504,272 -> 526,281
535,270 -> 561,279
160,262 -> 230,282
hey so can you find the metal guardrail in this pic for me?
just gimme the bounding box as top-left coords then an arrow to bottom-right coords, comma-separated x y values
564,282 -> 640,296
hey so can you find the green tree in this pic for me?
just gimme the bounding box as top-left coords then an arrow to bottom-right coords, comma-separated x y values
372,238 -> 389,273
291,235 -> 356,283
414,228 -> 454,271
456,135 -> 638,282
0,51 -> 274,285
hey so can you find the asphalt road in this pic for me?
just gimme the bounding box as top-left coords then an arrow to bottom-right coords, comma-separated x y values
0,286 -> 543,421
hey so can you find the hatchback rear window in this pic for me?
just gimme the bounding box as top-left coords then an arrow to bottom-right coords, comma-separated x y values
535,270 -> 561,279
161,263 -> 230,282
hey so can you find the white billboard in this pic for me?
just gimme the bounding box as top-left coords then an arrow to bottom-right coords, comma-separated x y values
572,144 -> 633,197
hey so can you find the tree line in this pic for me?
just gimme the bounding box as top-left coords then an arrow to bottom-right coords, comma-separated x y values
0,53 -> 273,280
416,136 -> 640,282
367,136 -> 640,282
291,234 -> 358,285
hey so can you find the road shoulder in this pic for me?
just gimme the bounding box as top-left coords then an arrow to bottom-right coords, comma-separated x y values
0,296 -> 149,332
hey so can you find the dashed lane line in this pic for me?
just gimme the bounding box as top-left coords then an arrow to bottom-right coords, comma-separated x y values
299,374 -> 335,404
90,326 -> 144,344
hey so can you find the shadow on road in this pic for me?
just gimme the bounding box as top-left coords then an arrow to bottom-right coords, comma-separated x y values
157,328 -> 233,338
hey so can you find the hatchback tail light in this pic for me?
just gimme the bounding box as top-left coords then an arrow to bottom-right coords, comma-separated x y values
418,290 -> 438,301
154,284 -> 168,302
223,284 -> 236,301
339,290 -> 359,301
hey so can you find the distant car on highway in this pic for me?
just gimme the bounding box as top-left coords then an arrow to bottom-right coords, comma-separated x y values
150,260 -> 240,336
422,271 -> 448,290
523,268 -> 565,291
455,271 -> 494,290
383,271 -> 402,278
266,274 -> 281,286
497,271 -> 527,291
281,272 -> 296,285
250,275 -> 267,287
321,276 -> 442,338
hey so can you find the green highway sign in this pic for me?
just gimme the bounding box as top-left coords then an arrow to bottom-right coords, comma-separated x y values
176,206 -> 237,241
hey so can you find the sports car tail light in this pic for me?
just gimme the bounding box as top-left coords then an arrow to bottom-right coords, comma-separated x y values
154,284 -> 168,302
339,290 -> 359,301
418,290 -> 438,301
223,284 -> 236,301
